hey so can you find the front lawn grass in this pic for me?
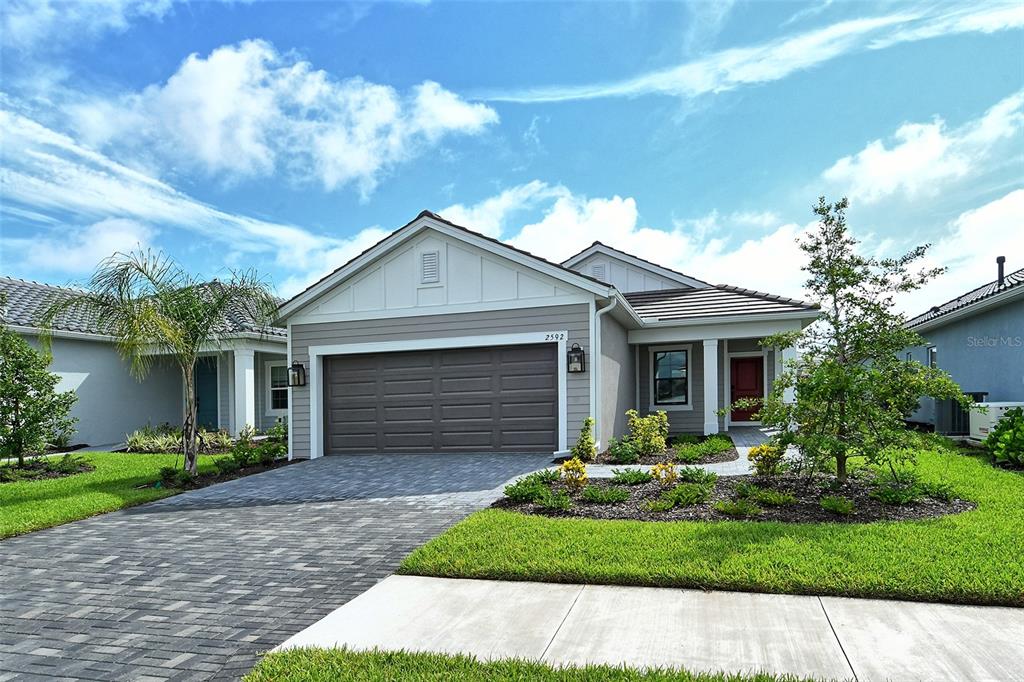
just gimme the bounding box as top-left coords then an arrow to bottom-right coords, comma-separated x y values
401,447 -> 1024,606
0,452 -> 220,539
245,648 -> 819,682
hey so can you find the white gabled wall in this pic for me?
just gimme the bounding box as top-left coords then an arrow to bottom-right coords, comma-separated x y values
290,228 -> 591,324
570,252 -> 690,293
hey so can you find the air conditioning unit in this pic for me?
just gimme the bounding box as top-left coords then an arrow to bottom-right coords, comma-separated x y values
970,402 -> 1024,442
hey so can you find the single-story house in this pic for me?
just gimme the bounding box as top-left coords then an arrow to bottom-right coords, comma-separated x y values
278,210 -> 820,459
905,257 -> 1024,434
0,277 -> 287,448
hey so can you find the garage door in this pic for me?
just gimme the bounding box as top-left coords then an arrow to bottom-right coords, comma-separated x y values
324,344 -> 558,454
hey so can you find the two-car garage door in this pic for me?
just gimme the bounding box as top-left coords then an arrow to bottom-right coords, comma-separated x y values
323,344 -> 558,454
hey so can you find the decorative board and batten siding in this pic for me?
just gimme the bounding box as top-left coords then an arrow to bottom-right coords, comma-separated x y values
569,253 -> 691,293
289,304 -> 591,459
290,228 -> 592,325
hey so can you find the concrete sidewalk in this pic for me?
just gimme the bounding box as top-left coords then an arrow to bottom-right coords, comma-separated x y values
276,575 -> 1024,682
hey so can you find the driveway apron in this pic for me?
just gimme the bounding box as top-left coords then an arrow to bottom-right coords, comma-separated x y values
0,453 -> 551,681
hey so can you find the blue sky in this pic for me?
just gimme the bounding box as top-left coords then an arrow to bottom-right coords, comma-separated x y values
1,0 -> 1021,314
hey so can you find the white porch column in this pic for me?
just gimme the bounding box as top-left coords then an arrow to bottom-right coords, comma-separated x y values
233,349 -> 256,435
781,345 -> 799,403
703,338 -> 720,435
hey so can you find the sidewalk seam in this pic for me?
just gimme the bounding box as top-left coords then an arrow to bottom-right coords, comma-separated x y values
818,596 -> 858,682
539,584 -> 586,662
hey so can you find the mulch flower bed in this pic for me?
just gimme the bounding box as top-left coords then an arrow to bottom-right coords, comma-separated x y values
593,447 -> 739,466
495,473 -> 974,524
138,457 -> 294,491
0,455 -> 95,483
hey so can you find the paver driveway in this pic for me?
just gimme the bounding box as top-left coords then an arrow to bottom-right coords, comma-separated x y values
0,453 -> 552,681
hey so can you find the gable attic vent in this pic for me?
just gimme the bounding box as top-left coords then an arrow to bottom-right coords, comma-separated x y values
420,250 -> 441,284
591,263 -> 607,281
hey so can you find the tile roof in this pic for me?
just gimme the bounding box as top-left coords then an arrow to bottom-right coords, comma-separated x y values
906,266 -> 1024,329
624,285 -> 818,322
0,276 -> 286,339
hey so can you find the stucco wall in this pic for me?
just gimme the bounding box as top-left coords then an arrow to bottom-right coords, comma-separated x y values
289,303 -> 592,458
22,334 -> 181,447
906,298 -> 1024,427
598,311 -> 634,446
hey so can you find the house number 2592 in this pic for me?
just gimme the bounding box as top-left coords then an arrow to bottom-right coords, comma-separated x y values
545,333 -> 566,341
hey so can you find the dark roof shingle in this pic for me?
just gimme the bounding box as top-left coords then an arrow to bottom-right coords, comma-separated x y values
906,266 -> 1024,328
0,277 -> 286,339
624,285 -> 818,322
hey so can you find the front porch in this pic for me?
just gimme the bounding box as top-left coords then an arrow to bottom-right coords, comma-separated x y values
190,345 -> 288,435
629,335 -> 798,437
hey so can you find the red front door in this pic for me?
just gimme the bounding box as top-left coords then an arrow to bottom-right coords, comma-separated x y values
730,357 -> 764,422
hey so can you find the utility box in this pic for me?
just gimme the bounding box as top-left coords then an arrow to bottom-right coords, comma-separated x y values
970,402 -> 1024,442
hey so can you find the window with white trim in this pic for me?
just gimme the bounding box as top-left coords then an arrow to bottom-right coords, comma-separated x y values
653,348 -> 689,406
266,362 -> 288,414
927,346 -> 937,369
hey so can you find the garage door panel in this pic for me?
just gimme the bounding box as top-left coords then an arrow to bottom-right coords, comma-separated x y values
324,343 -> 557,454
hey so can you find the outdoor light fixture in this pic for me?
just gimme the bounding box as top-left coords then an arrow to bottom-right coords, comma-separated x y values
567,343 -> 586,373
288,361 -> 307,387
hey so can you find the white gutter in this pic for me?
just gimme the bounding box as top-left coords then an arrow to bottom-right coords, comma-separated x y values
592,296 -> 618,449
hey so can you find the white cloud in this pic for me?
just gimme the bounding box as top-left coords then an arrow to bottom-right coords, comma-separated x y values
0,106 -> 366,290
480,3 -> 1022,103
822,91 -> 1024,203
69,40 -> 498,197
1,0 -> 173,51
439,181 -> 567,238
2,219 -> 155,274
901,189 -> 1024,316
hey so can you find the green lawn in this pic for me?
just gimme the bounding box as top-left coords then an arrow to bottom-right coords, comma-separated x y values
245,649 -> 820,682
0,452 -> 222,539
401,447 -> 1024,606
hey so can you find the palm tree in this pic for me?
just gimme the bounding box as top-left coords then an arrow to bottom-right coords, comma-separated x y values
42,251 -> 279,474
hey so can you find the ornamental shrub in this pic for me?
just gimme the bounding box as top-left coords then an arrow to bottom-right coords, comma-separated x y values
504,475 -> 548,503
650,461 -> 677,487
581,485 -> 630,504
536,488 -> 572,511
748,443 -> 787,477
986,407 -> 1024,467
675,466 -> 718,486
559,456 -> 588,491
625,409 -> 668,457
820,495 -> 855,515
571,418 -> 597,462
606,437 -> 639,464
714,499 -> 762,518
610,468 -> 653,485
661,482 -> 711,507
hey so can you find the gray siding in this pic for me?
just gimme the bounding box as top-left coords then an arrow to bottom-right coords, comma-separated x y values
906,298 -> 1023,429
599,312 -> 634,445
637,341 -> 725,434
289,304 -> 591,458
255,351 -> 288,431
22,335 -> 181,447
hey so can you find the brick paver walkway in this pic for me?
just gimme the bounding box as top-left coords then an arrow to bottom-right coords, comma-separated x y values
0,454 -> 551,681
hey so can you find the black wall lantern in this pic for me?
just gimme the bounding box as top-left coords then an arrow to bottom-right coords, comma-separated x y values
567,343 -> 586,373
288,361 -> 307,387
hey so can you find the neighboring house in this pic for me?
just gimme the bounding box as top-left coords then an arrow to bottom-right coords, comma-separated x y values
278,211 -> 820,459
905,257 -> 1024,434
0,277 -> 287,447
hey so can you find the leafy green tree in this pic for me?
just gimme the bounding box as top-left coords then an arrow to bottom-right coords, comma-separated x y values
0,326 -> 78,466
757,197 -> 966,481
43,251 -> 278,474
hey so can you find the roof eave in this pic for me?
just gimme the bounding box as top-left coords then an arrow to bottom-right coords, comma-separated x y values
908,284 -> 1024,333
638,309 -> 820,328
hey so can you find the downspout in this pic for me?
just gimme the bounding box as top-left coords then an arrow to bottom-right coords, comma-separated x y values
593,296 -> 619,449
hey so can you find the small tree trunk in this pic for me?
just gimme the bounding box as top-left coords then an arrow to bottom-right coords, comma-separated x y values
182,367 -> 199,475
836,453 -> 847,482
